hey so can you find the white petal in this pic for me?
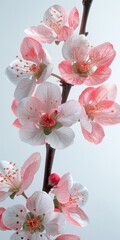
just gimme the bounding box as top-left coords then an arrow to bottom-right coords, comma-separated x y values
80,107 -> 92,133
26,191 -> 54,216
19,123 -> 45,146
46,127 -> 75,149
17,97 -> 42,124
35,82 -> 61,112
62,34 -> 91,62
2,205 -> 26,230
14,78 -> 36,101
31,232 -> 52,240
10,231 -> 30,240
58,100 -> 81,126
0,191 -> 11,201
44,212 -> 65,236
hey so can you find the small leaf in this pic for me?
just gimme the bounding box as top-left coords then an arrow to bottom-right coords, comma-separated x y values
10,192 -> 16,199
55,122 -> 63,129
44,128 -> 52,135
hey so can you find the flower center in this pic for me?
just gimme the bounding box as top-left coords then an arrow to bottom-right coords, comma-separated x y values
85,104 -> 97,119
23,212 -> 45,233
72,61 -> 90,77
0,162 -> 19,189
30,63 -> 47,80
38,111 -> 62,135
44,7 -> 63,34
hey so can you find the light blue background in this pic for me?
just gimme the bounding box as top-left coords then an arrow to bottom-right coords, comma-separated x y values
0,0 -> 120,239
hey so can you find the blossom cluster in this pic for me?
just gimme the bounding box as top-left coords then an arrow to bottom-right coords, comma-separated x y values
1,3 -> 120,240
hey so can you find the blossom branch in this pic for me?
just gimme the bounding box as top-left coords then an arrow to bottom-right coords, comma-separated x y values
51,73 -> 65,82
42,144 -> 56,193
79,0 -> 93,35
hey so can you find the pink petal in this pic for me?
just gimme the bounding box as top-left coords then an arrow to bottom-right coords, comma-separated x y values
13,119 -> 22,128
2,205 -> 26,230
35,82 -> 61,113
68,7 -> 80,30
89,42 -> 116,68
20,37 -> 44,63
19,122 -> 45,146
58,100 -> 81,126
81,122 -> 105,144
11,99 -> 19,116
91,84 -> 117,102
62,205 -> 89,227
57,26 -> 73,41
95,102 -> 120,125
79,87 -> 95,106
14,78 -> 36,101
26,191 -> 54,216
46,127 -> 75,149
52,173 -> 73,204
25,24 -> 55,44
59,60 -> 84,85
0,208 -> 9,230
84,67 -> 111,86
17,153 -> 41,195
55,234 -> 80,240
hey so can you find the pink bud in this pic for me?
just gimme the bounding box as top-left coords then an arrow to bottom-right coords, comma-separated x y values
49,173 -> 60,186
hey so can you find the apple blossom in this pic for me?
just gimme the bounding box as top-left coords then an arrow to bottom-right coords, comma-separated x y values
52,173 -> 89,227
59,34 -> 116,85
0,153 -> 41,201
6,37 -> 53,101
79,84 -> 120,143
25,5 -> 79,44
2,191 -> 65,240
16,82 -> 81,149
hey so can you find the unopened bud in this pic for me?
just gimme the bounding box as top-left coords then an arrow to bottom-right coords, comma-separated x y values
49,173 -> 60,186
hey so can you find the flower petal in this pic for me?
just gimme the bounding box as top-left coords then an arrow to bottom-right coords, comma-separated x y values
58,100 -> 81,126
52,173 -> 73,204
35,82 -> 62,113
17,153 -> 41,195
55,234 -> 80,240
59,60 -> 84,85
14,78 -> 36,101
62,34 -> 91,62
68,7 -> 79,30
19,123 -> 45,146
25,24 -> 55,44
0,208 -> 9,230
62,205 -> 89,227
89,42 -> 116,68
2,205 -> 26,230
46,127 -> 75,149
17,97 -> 42,124
81,122 -> 105,144
10,230 -> 30,240
20,37 -> 44,63
44,212 -> 65,236
26,191 -> 54,216
84,67 -> 111,86
0,191 -> 11,202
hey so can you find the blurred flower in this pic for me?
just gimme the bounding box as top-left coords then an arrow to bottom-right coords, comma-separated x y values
59,34 -> 116,85
0,153 -> 41,201
2,191 -> 65,240
52,173 -> 89,227
79,84 -> 120,143
16,82 -> 81,149
25,5 -> 79,43
6,37 -> 53,101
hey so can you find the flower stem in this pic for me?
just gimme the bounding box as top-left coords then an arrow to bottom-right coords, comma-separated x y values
42,144 -> 56,193
79,0 -> 93,35
21,192 -> 28,199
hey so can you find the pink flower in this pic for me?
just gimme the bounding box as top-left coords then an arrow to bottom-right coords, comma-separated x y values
25,5 -> 79,44
79,84 -> 120,144
16,82 -> 81,149
2,191 -> 65,240
52,173 -> 89,227
0,153 -> 41,201
59,34 -> 116,85
6,37 -> 53,101
0,208 -> 9,231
